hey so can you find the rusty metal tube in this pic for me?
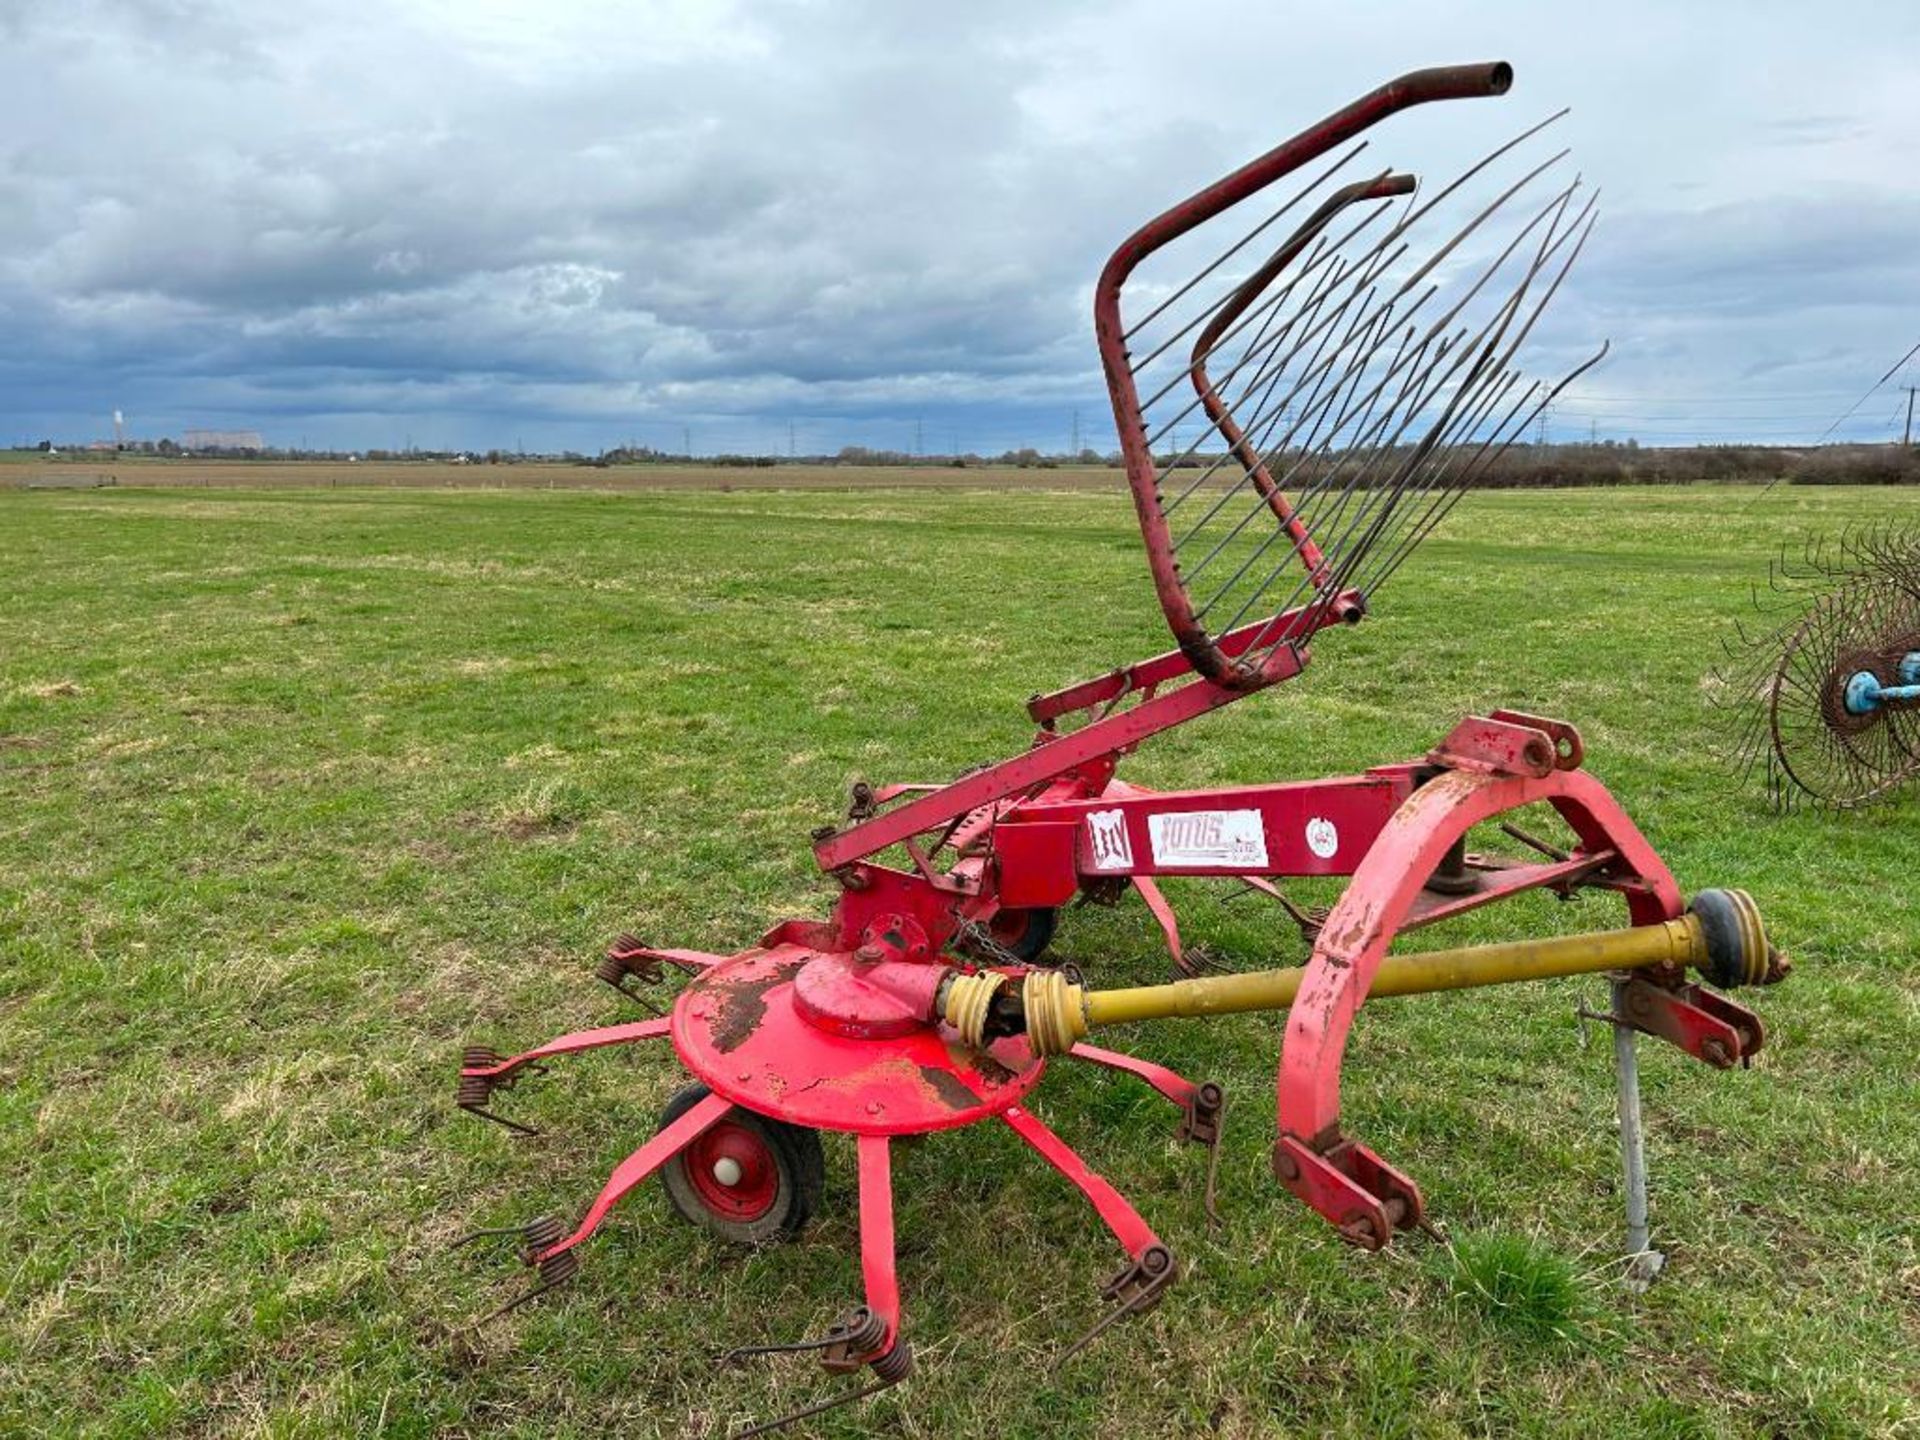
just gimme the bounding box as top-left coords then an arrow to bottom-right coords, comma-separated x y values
1008,890 -> 1772,1056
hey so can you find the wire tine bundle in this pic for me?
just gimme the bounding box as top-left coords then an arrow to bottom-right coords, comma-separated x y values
1095,63 -> 1604,690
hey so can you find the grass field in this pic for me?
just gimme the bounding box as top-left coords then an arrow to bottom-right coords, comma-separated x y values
2,482 -> 1917,1439
0,456 -> 1124,493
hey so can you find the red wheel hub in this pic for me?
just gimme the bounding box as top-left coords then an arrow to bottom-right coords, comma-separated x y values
988,909 -> 1031,946
683,1119 -> 780,1220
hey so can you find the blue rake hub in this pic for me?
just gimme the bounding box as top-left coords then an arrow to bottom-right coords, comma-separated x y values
1842,651 -> 1920,716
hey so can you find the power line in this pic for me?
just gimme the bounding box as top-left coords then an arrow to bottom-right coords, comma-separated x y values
1817,334 -> 1920,442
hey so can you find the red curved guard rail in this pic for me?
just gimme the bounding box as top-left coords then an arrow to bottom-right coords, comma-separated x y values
1094,62 -> 1514,690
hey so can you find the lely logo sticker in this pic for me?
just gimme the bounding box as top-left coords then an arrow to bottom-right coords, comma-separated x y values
1086,809 -> 1133,871
1304,816 -> 1339,860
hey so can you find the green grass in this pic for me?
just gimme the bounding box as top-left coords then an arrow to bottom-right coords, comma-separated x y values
2,483 -> 1916,1438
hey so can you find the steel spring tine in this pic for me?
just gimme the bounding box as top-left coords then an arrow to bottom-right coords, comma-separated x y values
1350,363 -> 1528,575
1138,179 -> 1408,426
1124,141 -> 1373,347
1209,322 -> 1460,631
1203,289 -> 1455,605
1355,370 -> 1541,597
1150,243 -> 1360,487
1365,340 -> 1609,597
1378,146 -> 1572,310
1139,230 -> 1346,436
722,1305 -> 886,1366
1363,107 -> 1569,263
1149,215 -> 1417,484
721,1333 -> 845,1364
1202,1121 -> 1224,1231
1332,198 -> 1577,591
1311,343 -> 1521,611
1153,223 -> 1424,511
1167,164 -> 1404,449
1189,320 -> 1442,620
1173,282 -> 1395,554
1143,204 -> 1419,485
1136,106 -> 1559,401
1171,257 -> 1374,530
1261,187 -> 1592,642
1052,1284 -> 1157,1372
728,1368 -> 906,1440
1354,372 -> 1533,594
470,1265 -> 575,1329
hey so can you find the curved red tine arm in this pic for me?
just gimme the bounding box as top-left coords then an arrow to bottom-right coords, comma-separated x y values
1190,172 -> 1416,592
1095,62 -> 1513,688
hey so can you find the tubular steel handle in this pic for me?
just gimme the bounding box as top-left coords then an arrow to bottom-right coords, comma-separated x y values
1095,62 -> 1514,689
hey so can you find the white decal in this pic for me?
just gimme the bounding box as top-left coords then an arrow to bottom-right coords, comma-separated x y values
1304,816 -> 1339,860
1086,809 -> 1134,872
1147,809 -> 1269,869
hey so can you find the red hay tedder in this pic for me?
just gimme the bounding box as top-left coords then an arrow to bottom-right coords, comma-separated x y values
454,62 -> 1789,1435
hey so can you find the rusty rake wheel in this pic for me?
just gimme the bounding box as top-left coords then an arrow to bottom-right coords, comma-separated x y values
1718,523 -> 1920,809
1766,575 -> 1920,807
1096,63 -> 1605,691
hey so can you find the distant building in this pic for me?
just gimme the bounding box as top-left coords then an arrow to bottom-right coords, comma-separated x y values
182,428 -> 264,451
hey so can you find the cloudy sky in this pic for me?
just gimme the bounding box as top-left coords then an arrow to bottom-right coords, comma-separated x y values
4,0 -> 1919,454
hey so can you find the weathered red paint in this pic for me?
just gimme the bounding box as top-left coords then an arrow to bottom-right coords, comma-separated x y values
855,1135 -> 901,1356
673,946 -> 1044,1136
1618,976 -> 1766,1068
1275,765 -> 1686,1211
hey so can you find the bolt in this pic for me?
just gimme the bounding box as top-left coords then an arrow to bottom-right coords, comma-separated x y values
1272,1148 -> 1300,1183
1338,1218 -> 1380,1248
1701,1038 -> 1732,1067
854,943 -> 885,964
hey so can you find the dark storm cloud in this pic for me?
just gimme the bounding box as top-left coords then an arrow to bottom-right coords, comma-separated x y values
4,0 -> 1920,450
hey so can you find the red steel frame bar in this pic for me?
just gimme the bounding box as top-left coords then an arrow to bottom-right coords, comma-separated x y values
1001,1103 -> 1162,1260
1069,1043 -> 1200,1109
855,1135 -> 901,1356
1094,62 -> 1514,688
1277,766 -> 1682,1152
1025,588 -> 1364,725
816,595 -> 1367,873
538,1089 -> 733,1261
462,1017 -> 672,1081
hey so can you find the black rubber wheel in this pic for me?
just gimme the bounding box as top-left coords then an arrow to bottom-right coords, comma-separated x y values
985,906 -> 1058,963
657,1083 -> 825,1244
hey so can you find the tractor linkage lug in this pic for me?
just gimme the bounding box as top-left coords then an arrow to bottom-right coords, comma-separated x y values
1272,1134 -> 1426,1252
1613,973 -> 1767,1069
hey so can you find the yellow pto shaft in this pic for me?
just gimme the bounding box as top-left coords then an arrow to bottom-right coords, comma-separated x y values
948,888 -> 1778,1056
